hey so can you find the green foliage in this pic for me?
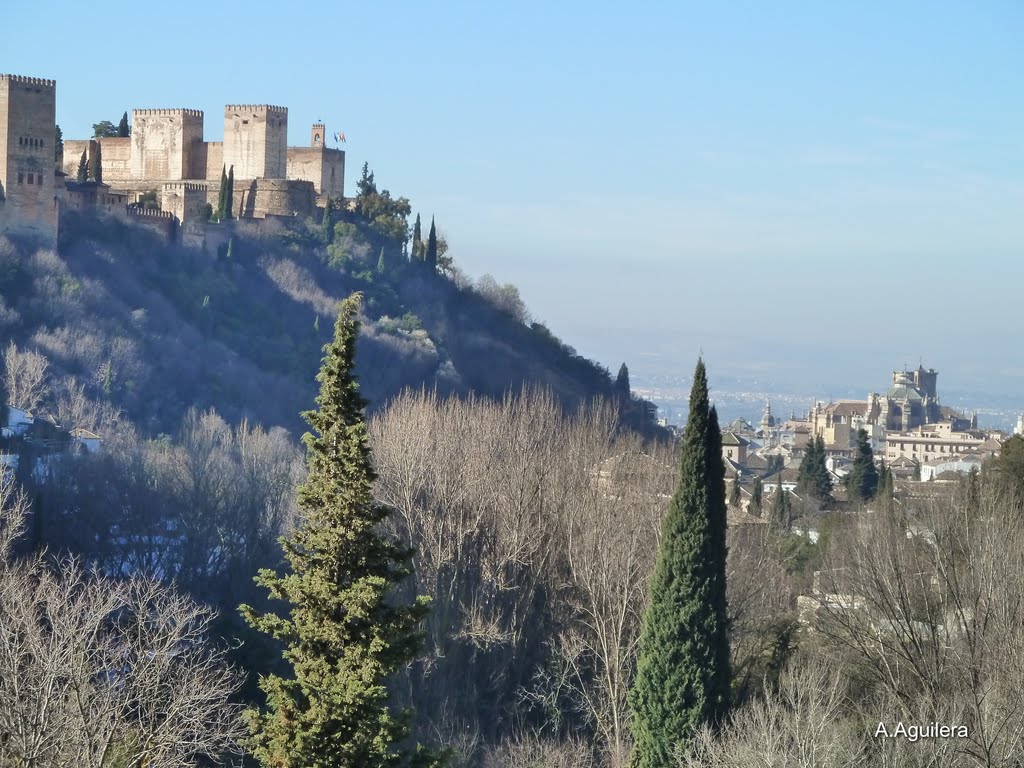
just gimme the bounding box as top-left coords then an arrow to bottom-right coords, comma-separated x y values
225,166 -> 234,220
92,120 -> 118,138
54,124 -> 63,163
770,483 -> 792,531
76,150 -> 88,183
797,434 -> 832,504
216,166 -> 227,222
377,247 -> 386,274
88,142 -> 103,183
411,213 -> 423,261
426,217 -> 438,268
846,428 -> 879,503
991,434 -> 1024,499
615,363 -> 630,398
240,294 -> 442,768
629,358 -> 730,766
729,477 -> 741,508
117,111 -> 130,137
751,477 -> 763,516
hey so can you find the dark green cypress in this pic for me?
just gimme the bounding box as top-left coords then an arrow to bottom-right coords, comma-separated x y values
629,358 -> 730,767
88,141 -> 102,183
615,363 -> 631,398
240,294 -> 442,768
216,165 -> 227,221
117,111 -> 130,137
76,150 -> 88,183
411,213 -> 423,261
425,216 -> 437,268
751,477 -> 763,516
225,166 -> 235,220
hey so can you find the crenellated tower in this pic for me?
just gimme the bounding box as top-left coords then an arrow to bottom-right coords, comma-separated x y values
0,74 -> 58,243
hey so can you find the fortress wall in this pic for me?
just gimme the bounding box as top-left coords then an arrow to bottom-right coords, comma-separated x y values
238,178 -> 315,219
0,75 -> 58,244
286,147 -> 345,198
160,181 -> 208,224
63,139 -> 89,176
130,109 -> 204,181
190,140 -> 223,181
223,105 -> 287,181
97,137 -> 131,181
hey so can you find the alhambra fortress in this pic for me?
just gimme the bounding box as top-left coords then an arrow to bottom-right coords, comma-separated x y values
0,72 -> 343,247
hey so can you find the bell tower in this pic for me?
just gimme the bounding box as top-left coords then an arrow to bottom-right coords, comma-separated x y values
311,123 -> 325,148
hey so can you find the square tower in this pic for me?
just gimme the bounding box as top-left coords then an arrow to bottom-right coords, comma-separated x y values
0,74 -> 58,243
223,105 -> 287,180
129,109 -> 204,181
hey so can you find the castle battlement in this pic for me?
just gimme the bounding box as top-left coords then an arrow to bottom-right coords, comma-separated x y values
0,74 -> 56,88
162,182 -> 208,192
224,104 -> 287,114
128,207 -> 175,219
132,108 -> 204,118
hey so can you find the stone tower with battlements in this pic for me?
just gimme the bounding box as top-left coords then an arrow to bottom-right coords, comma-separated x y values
223,105 -> 288,181
0,74 -> 58,244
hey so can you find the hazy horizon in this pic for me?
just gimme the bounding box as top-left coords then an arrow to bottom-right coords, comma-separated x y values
6,1 -> 1021,409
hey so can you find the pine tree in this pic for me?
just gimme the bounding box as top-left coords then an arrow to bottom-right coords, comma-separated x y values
88,141 -> 103,183
225,166 -> 235,220
240,294 -> 441,768
615,363 -> 631,398
76,150 -> 88,183
216,165 -> 227,221
425,216 -> 438,268
411,213 -> 423,261
629,358 -> 730,766
847,428 -> 879,503
812,434 -> 833,503
117,111 -> 130,137
54,124 -> 63,165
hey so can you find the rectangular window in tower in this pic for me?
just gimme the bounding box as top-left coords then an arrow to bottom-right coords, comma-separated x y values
27,174 -> 34,185
17,173 -> 24,184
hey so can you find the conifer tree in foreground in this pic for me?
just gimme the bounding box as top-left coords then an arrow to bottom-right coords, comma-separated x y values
629,358 -> 730,767
615,362 -> 631,398
88,141 -> 103,183
240,293 -> 441,768
117,111 -> 130,137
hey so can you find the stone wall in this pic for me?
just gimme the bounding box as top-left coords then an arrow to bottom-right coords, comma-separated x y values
237,178 -> 315,219
223,105 -> 287,181
0,74 -> 58,244
160,181 -> 208,225
130,108 -> 204,181
286,146 -> 345,198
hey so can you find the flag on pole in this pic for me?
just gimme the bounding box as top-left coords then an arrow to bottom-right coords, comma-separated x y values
334,131 -> 347,143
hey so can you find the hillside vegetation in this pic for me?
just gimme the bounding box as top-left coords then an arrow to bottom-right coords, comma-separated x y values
0,165 -> 660,440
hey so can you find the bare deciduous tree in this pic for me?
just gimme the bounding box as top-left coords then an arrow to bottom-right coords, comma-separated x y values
0,476 -> 245,768
2,341 -> 49,412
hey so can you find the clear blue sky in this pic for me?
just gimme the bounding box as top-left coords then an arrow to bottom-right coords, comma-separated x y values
5,1 -> 1023,394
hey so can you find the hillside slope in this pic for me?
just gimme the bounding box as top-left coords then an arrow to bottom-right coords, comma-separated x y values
0,210 -> 661,440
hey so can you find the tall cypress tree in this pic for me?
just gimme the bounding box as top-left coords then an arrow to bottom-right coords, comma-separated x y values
88,141 -> 103,183
76,150 -> 88,183
411,213 -> 423,261
225,165 -> 235,220
615,363 -> 631,398
629,358 -> 730,766
117,111 -> 130,137
216,165 -> 227,221
425,216 -> 438,268
240,294 -> 441,768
